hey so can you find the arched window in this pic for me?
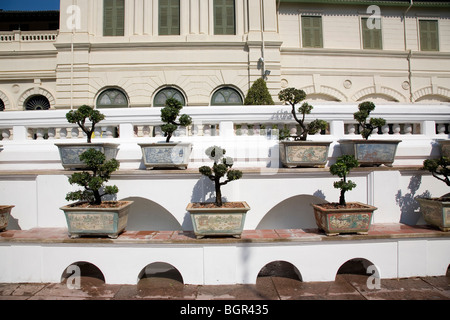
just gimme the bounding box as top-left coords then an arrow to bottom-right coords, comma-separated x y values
25,95 -> 51,110
0,99 -> 4,111
211,87 -> 243,105
154,87 -> 185,107
96,89 -> 128,108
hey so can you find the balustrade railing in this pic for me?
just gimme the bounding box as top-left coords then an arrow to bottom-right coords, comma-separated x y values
0,30 -> 58,43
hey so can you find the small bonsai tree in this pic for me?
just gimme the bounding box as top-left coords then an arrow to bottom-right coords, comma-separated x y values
66,105 -> 105,143
199,146 -> 243,207
330,155 -> 359,206
65,148 -> 119,206
353,101 -> 386,140
278,87 -> 327,141
244,78 -> 274,105
423,157 -> 450,188
160,98 -> 192,143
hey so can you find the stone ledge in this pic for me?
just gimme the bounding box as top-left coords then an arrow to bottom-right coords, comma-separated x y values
0,165 -> 426,177
0,224 -> 448,245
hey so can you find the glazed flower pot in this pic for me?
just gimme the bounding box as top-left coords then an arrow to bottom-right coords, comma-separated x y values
55,142 -> 119,170
311,202 -> 377,236
416,197 -> 449,232
60,201 -> 133,239
339,140 -> 401,167
279,141 -> 331,168
186,201 -> 250,239
0,205 -> 14,232
138,142 -> 192,170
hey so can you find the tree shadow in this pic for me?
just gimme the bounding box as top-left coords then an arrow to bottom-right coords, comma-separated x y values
395,175 -> 431,225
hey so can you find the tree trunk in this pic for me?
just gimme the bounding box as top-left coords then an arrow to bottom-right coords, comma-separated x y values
339,190 -> 346,206
215,178 -> 223,207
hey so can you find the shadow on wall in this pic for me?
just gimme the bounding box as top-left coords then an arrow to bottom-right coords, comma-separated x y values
256,193 -> 328,230
395,175 -> 431,225
122,197 -> 182,231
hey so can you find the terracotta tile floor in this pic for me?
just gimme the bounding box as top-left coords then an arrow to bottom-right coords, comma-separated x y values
0,223 -> 447,243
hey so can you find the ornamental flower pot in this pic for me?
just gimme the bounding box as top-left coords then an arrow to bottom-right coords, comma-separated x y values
415,198 -> 450,232
186,201 -> 250,239
311,202 -> 377,236
60,201 -> 133,239
55,142 -> 119,170
0,205 -> 14,232
279,140 -> 331,168
138,142 -> 192,170
338,139 -> 401,167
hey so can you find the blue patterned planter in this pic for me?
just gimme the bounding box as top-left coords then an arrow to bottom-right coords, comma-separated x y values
0,205 -> 14,232
187,202 -> 250,239
280,141 -> 331,168
339,140 -> 401,167
311,202 -> 377,236
139,142 -> 192,169
55,142 -> 119,170
60,201 -> 133,239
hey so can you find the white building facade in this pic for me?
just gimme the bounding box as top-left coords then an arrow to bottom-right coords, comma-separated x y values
0,0 -> 449,112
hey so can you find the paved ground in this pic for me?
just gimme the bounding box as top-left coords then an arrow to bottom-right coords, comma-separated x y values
1,273 -> 449,300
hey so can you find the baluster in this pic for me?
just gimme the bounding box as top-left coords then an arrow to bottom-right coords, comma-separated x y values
71,127 -> 79,139
47,128 -> 56,139
241,124 -> 248,136
437,123 -> 446,135
59,128 -> 67,139
191,124 -> 199,136
253,124 -> 260,136
1,129 -> 11,140
142,125 -> 150,137
203,124 -> 211,136
154,126 -> 163,137
347,124 -> 356,135
381,124 -> 390,135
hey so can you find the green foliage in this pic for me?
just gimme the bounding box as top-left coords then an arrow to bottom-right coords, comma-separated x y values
330,155 -> 359,206
353,101 -> 386,140
422,157 -> 450,187
160,98 -> 192,142
199,146 -> 243,207
278,88 -> 327,141
244,78 -> 274,105
66,105 -> 105,143
65,148 -> 120,205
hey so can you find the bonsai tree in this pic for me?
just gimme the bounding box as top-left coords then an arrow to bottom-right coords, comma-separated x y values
66,105 -> 105,143
244,78 -> 274,105
353,101 -> 386,140
423,157 -> 450,188
278,87 -> 327,141
330,155 -> 359,206
160,98 -> 192,143
65,148 -> 120,206
199,146 -> 243,207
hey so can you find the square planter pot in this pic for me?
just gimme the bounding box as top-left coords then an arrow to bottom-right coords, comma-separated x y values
279,141 -> 331,168
339,139 -> 401,167
60,201 -> 133,239
437,140 -> 450,158
311,202 -> 377,236
138,142 -> 192,170
55,142 -> 119,170
0,205 -> 14,232
186,201 -> 250,239
416,197 -> 450,232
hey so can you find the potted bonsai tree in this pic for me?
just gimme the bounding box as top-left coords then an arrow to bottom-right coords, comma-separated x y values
186,146 -> 250,238
139,98 -> 193,169
60,148 -> 133,238
55,105 -> 119,170
415,156 -> 450,231
0,205 -> 14,232
277,87 -> 331,168
339,101 -> 401,167
311,155 -> 377,236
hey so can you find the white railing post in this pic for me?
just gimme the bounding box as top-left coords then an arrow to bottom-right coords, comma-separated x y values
12,126 -> 27,141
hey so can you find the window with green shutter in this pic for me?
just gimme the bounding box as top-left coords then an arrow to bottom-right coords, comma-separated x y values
159,0 -> 180,35
301,16 -> 323,48
361,17 -> 382,50
103,0 -> 125,36
214,0 -> 235,35
419,20 -> 439,51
